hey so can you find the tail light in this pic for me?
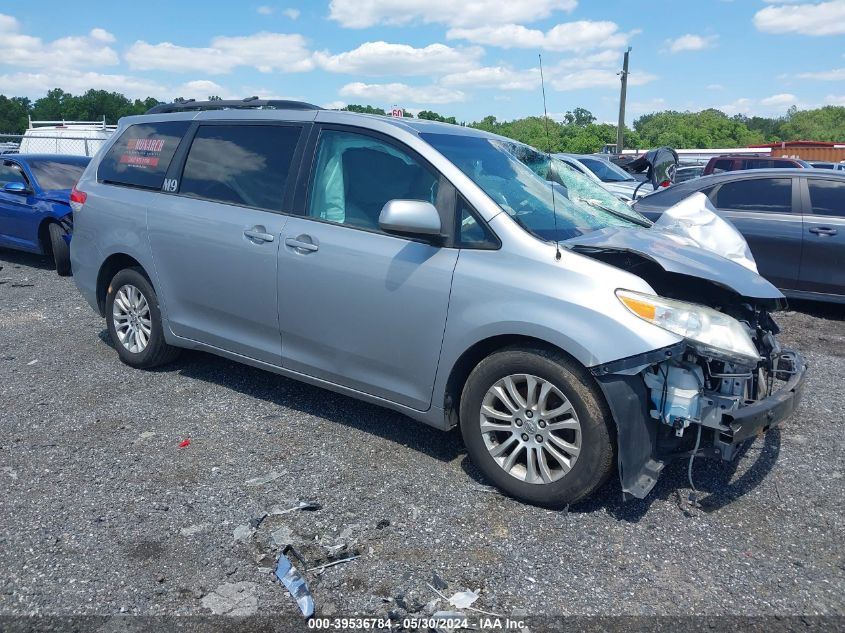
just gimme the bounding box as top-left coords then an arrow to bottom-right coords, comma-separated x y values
70,185 -> 87,213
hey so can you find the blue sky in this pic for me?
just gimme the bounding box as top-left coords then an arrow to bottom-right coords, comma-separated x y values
2,0 -> 844,124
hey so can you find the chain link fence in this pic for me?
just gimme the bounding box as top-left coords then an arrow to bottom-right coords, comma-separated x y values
0,133 -> 113,157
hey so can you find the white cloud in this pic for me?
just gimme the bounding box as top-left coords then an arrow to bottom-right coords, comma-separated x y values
554,50 -> 620,69
754,1 -> 845,36
760,93 -> 798,107
0,13 -> 118,69
0,70 -> 166,99
628,98 -> 668,114
441,66 -> 541,90
824,94 -> 845,105
89,28 -> 116,43
447,20 -> 635,52
551,69 -> 656,91
666,33 -> 718,53
283,8 -> 301,19
707,83 -> 724,90
798,67 -> 845,80
257,5 -> 274,14
126,32 -> 314,74
339,81 -> 465,104
328,0 -> 577,28
322,100 -> 348,110
315,41 -> 483,76
716,97 -> 754,115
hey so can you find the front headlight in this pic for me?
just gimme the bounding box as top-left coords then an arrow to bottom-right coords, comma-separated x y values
616,289 -> 760,364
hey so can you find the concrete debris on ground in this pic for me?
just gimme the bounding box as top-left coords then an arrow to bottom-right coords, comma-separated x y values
233,523 -> 255,542
180,523 -> 210,537
448,590 -> 480,610
245,470 -> 285,486
201,581 -> 259,616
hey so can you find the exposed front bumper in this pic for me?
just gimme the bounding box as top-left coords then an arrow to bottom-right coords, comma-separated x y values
721,350 -> 807,444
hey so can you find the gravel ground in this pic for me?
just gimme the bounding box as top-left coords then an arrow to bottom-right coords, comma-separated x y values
1,248 -> 843,628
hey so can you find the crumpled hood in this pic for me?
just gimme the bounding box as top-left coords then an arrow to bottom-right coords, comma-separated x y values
565,226 -> 784,300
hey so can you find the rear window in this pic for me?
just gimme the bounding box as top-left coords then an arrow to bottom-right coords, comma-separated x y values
711,159 -> 733,174
98,121 -> 190,190
29,159 -> 88,190
713,178 -> 792,213
178,124 -> 302,211
808,179 -> 845,217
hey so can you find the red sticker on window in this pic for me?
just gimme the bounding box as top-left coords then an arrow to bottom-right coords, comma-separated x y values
119,138 -> 166,169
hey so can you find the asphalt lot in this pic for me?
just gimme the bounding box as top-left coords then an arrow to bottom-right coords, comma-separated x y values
1,247 -> 843,626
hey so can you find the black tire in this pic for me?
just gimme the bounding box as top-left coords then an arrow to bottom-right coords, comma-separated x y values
105,267 -> 180,369
47,222 -> 71,276
460,346 -> 616,508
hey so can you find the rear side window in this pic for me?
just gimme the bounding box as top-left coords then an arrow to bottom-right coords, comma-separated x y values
808,179 -> 845,217
711,159 -> 732,174
747,159 -> 773,169
713,178 -> 792,213
179,124 -> 301,212
98,121 -> 189,190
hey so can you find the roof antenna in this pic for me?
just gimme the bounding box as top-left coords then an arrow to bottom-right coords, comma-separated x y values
539,53 -> 562,261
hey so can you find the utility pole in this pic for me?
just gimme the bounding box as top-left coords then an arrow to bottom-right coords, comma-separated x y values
616,47 -> 631,153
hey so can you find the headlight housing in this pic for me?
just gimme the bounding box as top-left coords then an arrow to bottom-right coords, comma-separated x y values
616,290 -> 760,365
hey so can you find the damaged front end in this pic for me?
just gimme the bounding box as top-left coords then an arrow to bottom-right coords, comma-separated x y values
592,302 -> 806,500
571,228 -> 807,500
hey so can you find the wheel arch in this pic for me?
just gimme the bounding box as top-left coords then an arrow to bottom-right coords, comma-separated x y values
442,333 -> 590,429
96,253 -> 150,316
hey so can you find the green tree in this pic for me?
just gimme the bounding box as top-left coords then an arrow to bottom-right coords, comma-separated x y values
0,96 -> 31,133
778,106 -> 845,142
343,104 -> 386,115
562,107 -> 596,127
417,110 -> 456,124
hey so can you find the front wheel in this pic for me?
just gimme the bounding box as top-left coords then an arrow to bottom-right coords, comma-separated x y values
460,347 -> 615,508
47,222 -> 71,276
105,267 -> 180,369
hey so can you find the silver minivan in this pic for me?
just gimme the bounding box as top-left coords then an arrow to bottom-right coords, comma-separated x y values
70,99 -> 806,507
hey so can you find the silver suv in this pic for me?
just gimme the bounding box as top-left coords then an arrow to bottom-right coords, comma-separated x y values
70,99 -> 806,507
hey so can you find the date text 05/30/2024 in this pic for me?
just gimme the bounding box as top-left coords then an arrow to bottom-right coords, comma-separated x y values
307,616 -> 526,630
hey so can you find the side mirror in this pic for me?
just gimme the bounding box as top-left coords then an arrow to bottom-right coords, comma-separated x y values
378,200 -> 442,239
3,182 -> 29,195
648,147 -> 679,191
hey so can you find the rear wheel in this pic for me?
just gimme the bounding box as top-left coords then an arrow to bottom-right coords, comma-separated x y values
47,222 -> 71,276
105,267 -> 180,368
460,346 -> 615,507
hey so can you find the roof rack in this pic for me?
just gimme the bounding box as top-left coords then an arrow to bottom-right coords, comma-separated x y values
145,97 -> 323,115
28,115 -> 116,130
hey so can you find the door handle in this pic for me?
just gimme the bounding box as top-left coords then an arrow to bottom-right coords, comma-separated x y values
244,227 -> 275,243
284,236 -> 319,253
809,227 -> 837,236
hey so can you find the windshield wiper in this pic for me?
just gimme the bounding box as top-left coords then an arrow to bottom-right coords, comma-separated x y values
576,197 -> 652,228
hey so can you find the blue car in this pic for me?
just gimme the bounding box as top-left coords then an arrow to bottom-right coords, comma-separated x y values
0,154 -> 90,275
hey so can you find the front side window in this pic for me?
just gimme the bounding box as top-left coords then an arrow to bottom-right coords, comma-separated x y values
0,162 -> 27,187
808,179 -> 845,217
307,129 -> 439,231
713,178 -> 792,213
98,121 -> 189,190
179,124 -> 301,211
